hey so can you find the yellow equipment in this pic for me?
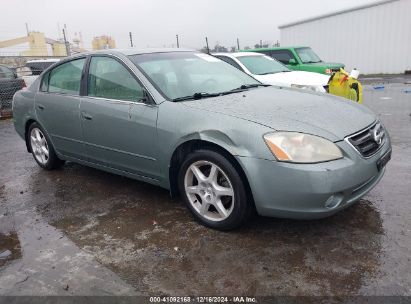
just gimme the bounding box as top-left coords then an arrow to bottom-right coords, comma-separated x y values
328,68 -> 362,103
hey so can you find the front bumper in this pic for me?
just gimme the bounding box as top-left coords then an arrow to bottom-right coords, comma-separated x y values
237,136 -> 391,219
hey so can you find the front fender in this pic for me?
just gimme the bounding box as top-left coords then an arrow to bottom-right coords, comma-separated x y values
156,101 -> 276,187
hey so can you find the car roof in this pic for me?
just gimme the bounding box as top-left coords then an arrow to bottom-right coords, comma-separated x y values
52,48 -> 199,65
86,48 -> 195,56
59,48 -> 198,63
213,52 -> 264,58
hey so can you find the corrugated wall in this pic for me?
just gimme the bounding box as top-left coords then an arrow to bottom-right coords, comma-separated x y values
280,0 -> 411,74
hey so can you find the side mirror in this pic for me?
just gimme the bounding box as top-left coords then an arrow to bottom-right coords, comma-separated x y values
288,58 -> 297,65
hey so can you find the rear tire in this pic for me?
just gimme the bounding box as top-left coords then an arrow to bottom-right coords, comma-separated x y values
178,149 -> 251,230
28,122 -> 65,170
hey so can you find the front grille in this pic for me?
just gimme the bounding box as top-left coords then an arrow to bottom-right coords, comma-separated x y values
347,122 -> 386,157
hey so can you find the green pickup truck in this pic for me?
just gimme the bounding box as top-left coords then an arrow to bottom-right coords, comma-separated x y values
246,46 -> 344,75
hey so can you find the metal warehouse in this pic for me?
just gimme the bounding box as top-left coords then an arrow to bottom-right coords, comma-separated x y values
279,0 -> 411,75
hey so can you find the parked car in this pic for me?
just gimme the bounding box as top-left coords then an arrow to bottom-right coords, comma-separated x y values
246,46 -> 344,75
13,49 -> 391,230
0,65 -> 26,112
214,52 -> 329,92
25,59 -> 60,75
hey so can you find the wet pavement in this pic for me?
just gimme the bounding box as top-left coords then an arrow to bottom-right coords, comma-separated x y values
0,81 -> 410,297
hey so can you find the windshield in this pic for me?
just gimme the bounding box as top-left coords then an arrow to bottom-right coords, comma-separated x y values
237,55 -> 290,75
128,52 -> 260,100
295,47 -> 322,63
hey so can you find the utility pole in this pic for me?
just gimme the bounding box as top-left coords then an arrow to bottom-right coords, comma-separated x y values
25,23 -> 29,36
237,38 -> 240,51
176,34 -> 179,48
205,37 -> 209,54
129,32 -> 134,47
62,28 -> 71,56
260,40 -> 262,48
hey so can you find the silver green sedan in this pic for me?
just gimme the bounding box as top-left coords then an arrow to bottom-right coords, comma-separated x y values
12,49 -> 391,230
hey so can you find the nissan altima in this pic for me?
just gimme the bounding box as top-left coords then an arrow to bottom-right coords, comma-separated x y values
12,49 -> 391,230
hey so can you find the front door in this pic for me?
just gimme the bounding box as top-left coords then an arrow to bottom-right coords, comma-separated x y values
35,57 -> 86,159
80,55 -> 160,181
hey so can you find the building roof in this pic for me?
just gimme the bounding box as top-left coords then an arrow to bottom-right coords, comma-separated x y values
278,0 -> 401,29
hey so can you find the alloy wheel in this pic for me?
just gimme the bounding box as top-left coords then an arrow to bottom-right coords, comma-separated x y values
184,160 -> 235,221
30,128 -> 49,165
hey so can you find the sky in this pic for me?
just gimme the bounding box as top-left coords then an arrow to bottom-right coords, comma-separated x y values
1,0 -> 378,51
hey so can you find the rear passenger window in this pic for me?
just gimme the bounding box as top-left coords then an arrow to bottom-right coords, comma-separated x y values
88,56 -> 144,102
48,58 -> 85,95
40,71 -> 50,92
270,51 -> 294,64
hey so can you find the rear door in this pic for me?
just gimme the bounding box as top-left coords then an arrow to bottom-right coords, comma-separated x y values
80,55 -> 160,181
34,58 -> 86,159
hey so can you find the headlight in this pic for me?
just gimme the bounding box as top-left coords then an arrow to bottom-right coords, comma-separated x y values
264,132 -> 343,163
291,84 -> 325,93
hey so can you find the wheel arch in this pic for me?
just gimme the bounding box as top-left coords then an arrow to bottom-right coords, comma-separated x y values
168,139 -> 255,208
24,118 -> 37,152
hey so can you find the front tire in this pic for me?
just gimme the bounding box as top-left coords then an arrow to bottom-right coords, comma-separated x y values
178,150 -> 251,230
28,122 -> 64,170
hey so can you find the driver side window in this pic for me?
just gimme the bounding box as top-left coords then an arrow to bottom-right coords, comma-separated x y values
88,56 -> 144,102
270,50 -> 294,64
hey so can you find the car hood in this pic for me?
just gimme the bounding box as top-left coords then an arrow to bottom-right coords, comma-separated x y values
182,86 -> 376,142
254,71 -> 330,87
305,62 -> 344,69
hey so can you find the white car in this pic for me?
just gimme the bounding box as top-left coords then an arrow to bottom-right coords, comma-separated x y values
214,52 -> 330,93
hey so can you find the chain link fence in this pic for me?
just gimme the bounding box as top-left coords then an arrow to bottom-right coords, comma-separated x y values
0,66 -> 24,113
0,57 -> 62,116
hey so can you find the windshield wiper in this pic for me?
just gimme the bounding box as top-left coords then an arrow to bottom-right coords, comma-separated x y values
230,84 -> 270,90
221,83 -> 269,94
172,84 -> 269,102
258,71 -> 290,75
172,92 -> 220,102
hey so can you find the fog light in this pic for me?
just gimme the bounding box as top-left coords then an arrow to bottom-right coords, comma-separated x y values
324,193 -> 344,209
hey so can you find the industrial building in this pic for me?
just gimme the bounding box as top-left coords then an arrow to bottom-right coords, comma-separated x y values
0,31 -> 115,57
92,36 -> 116,50
279,0 -> 411,75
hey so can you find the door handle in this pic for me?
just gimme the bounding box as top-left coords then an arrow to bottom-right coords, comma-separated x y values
37,105 -> 45,110
81,112 -> 93,120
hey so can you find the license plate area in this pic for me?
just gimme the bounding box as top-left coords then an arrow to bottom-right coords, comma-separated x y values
377,149 -> 391,171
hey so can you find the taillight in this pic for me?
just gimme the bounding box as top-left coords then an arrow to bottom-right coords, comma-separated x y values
325,69 -> 332,74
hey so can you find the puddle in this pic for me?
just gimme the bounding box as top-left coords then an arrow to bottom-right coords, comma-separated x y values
0,232 -> 22,267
